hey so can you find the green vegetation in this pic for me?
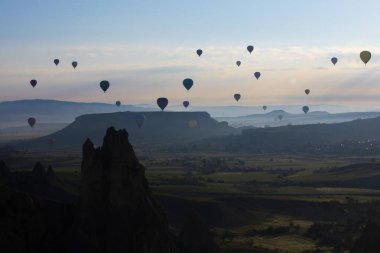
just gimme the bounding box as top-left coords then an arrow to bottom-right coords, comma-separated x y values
5,150 -> 380,252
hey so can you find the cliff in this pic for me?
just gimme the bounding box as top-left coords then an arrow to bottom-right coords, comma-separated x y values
68,127 -> 178,253
18,111 -> 237,150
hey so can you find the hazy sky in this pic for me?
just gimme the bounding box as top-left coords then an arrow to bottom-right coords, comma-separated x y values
1,0 -> 380,108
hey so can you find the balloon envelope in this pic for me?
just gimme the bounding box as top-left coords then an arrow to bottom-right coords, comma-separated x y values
116,101 -> 121,107
263,106 -> 267,111
157,97 -> 168,111
72,61 -> 78,69
234,93 -> 241,102
183,78 -> 194,91
48,138 -> 55,149
236,61 -> 241,67
360,51 -> 371,65
30,79 -> 37,88
254,72 -> 261,80
135,114 -> 146,128
99,80 -> 110,92
302,106 -> 309,114
305,89 -> 310,95
54,59 -> 59,66
196,49 -> 203,57
247,45 -> 254,54
28,117 -> 36,128
183,101 -> 190,108
188,120 -> 198,129
331,57 -> 338,65
278,115 -> 283,120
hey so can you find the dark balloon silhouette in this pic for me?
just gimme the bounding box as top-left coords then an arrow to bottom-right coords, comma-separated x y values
135,114 -> 146,128
305,89 -> 310,95
196,49 -> 203,57
116,101 -> 121,107
30,79 -> 37,88
234,93 -> 241,102
360,51 -> 371,65
278,115 -> 283,120
247,45 -> 254,54
28,117 -> 36,128
303,106 -> 309,114
157,97 -> 168,111
99,80 -> 110,93
183,78 -> 194,91
331,57 -> 338,65
236,61 -> 241,67
188,120 -> 198,129
48,138 -> 55,150
54,59 -> 59,66
72,61 -> 78,69
183,101 -> 190,108
263,105 -> 267,111
254,72 -> 261,80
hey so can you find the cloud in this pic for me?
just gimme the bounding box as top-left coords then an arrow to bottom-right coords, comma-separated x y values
1,43 -> 380,108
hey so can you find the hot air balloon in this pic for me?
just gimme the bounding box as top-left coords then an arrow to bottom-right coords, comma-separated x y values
188,120 -> 198,129
72,61 -> 78,69
30,79 -> 37,88
236,61 -> 241,67
263,106 -> 267,111
48,138 -> 55,150
99,80 -> 110,93
331,57 -> 338,65
234,94 -> 241,102
196,49 -> 203,57
183,78 -> 194,91
305,89 -> 310,95
54,59 -> 59,66
360,51 -> 371,65
247,45 -> 254,54
28,117 -> 36,128
157,97 -> 168,111
116,101 -> 121,107
135,114 -> 146,128
278,115 -> 283,120
183,101 -> 190,108
302,106 -> 309,114
254,72 -> 261,80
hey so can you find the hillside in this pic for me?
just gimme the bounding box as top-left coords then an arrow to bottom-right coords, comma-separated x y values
17,111 -> 237,150
0,99 -> 155,128
194,117 -> 380,154
216,110 -> 380,127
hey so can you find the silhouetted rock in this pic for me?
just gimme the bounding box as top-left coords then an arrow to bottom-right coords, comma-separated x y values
69,127 -> 178,253
32,161 -> 47,184
178,213 -> 218,253
0,160 -> 10,178
46,165 -> 57,184
0,185 -> 75,253
350,221 -> 380,253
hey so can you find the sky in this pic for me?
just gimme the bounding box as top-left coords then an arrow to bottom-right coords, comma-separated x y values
1,0 -> 380,109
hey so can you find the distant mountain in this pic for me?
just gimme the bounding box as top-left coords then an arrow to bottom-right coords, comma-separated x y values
193,117 -> 380,154
169,104 -> 373,117
0,99 -> 156,129
216,110 -> 380,127
0,123 -> 68,145
18,111 -> 237,150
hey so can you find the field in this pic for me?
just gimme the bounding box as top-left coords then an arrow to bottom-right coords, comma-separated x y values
4,149 -> 380,253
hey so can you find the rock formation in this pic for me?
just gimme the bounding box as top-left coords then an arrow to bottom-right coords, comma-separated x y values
69,127 -> 178,253
0,160 -> 10,178
350,221 -> 380,253
32,161 -> 47,184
